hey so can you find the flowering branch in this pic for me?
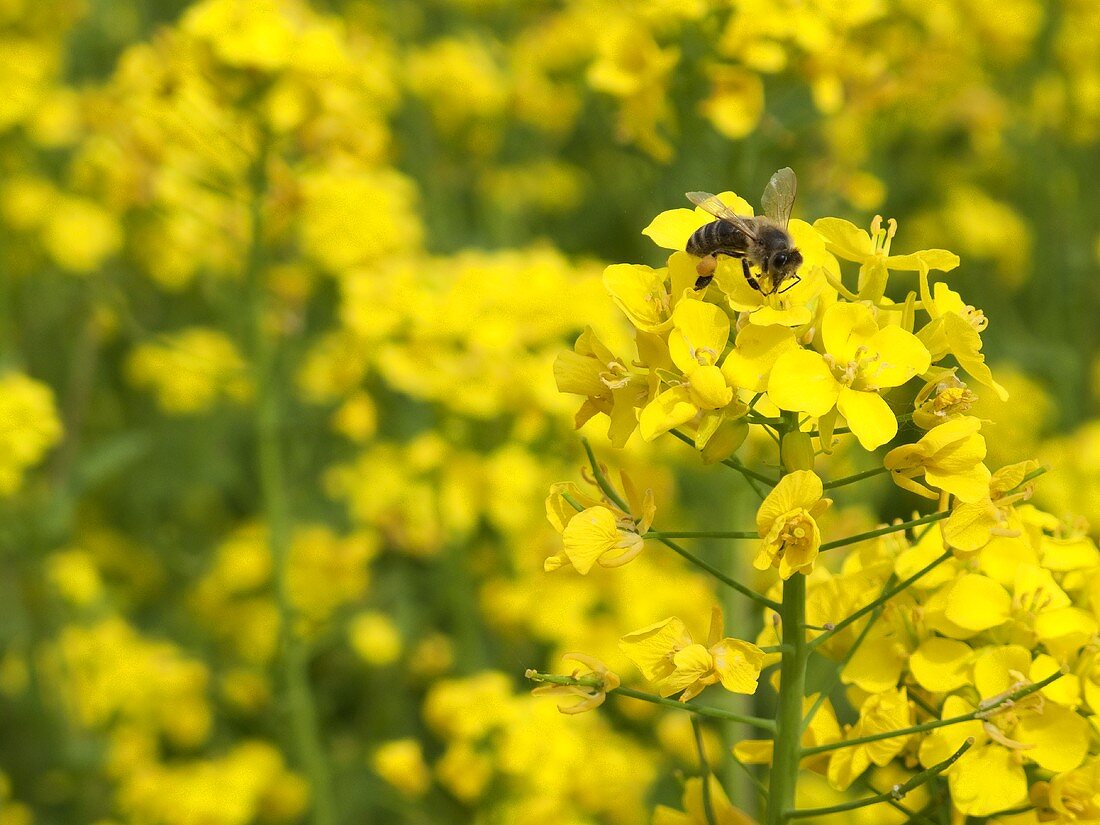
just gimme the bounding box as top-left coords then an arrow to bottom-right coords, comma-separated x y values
818,511 -> 949,553
808,550 -> 952,652
787,738 -> 973,819
822,465 -> 890,489
800,669 -> 1064,756
524,671 -> 777,730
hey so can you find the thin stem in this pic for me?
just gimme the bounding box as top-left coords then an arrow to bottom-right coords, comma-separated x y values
766,574 -> 808,825
647,530 -> 759,540
655,535 -> 780,611
692,718 -> 720,825
801,670 -> 1063,756
669,429 -> 773,498
246,154 -> 335,825
822,465 -> 890,490
801,607 -> 882,733
580,438 -> 630,511
612,685 -> 776,730
809,550 -> 952,652
819,511 -> 949,553
787,738 -> 973,819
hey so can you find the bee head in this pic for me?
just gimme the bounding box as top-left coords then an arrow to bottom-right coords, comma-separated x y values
769,248 -> 802,278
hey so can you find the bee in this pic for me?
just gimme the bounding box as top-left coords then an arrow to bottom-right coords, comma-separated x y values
685,167 -> 803,294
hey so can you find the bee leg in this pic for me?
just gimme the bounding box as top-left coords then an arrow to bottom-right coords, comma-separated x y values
694,254 -> 717,290
741,258 -> 761,292
776,275 -> 801,296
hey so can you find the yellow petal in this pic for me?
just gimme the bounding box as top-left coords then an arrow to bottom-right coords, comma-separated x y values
1015,702 -> 1089,772
885,249 -> 960,272
722,324 -> 798,392
711,638 -> 765,694
822,301 -> 878,362
603,263 -> 670,331
842,633 -> 907,693
908,637 -> 972,693
562,507 -> 622,574
768,349 -> 840,417
669,299 -> 730,372
942,313 -> 1009,401
944,575 -> 1011,632
925,462 -> 992,503
639,386 -> 697,441
948,743 -> 1028,817
812,217 -> 873,262
688,365 -> 734,410
865,325 -> 931,388
972,644 -> 1032,699
619,617 -> 690,682
837,386 -> 897,451
642,208 -> 708,250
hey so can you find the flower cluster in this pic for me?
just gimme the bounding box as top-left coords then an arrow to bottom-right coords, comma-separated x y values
533,176 -> 1098,823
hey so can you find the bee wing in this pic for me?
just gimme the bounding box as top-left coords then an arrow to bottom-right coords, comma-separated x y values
685,191 -> 757,238
761,167 -> 798,228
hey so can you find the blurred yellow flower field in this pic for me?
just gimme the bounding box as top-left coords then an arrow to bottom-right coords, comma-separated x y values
2,1 -> 1100,823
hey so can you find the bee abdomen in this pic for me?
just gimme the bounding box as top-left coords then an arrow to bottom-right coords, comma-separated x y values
686,220 -> 749,258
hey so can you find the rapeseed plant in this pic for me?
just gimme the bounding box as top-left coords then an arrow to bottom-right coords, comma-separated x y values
531,174 -> 1096,823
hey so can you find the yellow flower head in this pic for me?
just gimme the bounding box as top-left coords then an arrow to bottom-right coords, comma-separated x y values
544,474 -> 655,574
640,298 -> 745,441
912,368 -> 979,430
619,608 -> 764,703
768,302 -> 931,450
555,326 -> 645,447
755,471 -> 832,579
529,653 -> 621,715
884,416 -> 991,503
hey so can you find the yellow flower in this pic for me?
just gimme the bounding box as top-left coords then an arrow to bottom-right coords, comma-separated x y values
827,688 -> 913,791
371,739 -> 431,797
884,416 -> 991,502
554,326 -> 645,447
1041,760 -> 1100,822
813,214 -> 959,302
943,459 -> 1038,552
603,252 -> 698,333
653,774 -> 756,825
348,611 -> 402,666
917,272 -> 1008,401
639,298 -> 744,440
768,302 -> 931,449
619,608 -> 764,702
0,371 -> 63,496
643,191 -> 754,254
912,368 -> 978,430
919,646 -> 1089,817
529,653 -> 621,715
544,474 -> 655,574
754,471 -> 832,579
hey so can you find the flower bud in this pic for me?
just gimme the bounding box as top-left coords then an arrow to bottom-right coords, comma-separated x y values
781,430 -> 815,472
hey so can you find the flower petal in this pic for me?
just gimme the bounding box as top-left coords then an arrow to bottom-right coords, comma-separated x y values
642,208 -> 708,250
639,386 -> 697,441
837,387 -> 897,450
822,301 -> 878,362
768,349 -> 840,417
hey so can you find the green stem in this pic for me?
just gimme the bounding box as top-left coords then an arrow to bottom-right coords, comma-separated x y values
808,550 -> 952,652
655,535 -> 780,611
822,465 -> 890,490
580,437 -> 630,511
692,718 -> 720,825
669,429 -> 773,497
801,670 -> 1063,757
766,574 -> 808,825
819,511 -> 949,553
788,739 -> 973,819
646,530 -> 759,540
246,155 -> 336,825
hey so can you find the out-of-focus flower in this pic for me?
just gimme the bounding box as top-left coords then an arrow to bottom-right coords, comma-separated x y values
372,739 -> 431,797
0,371 -> 63,496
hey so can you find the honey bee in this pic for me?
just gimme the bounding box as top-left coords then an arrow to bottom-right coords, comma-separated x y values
685,167 -> 803,293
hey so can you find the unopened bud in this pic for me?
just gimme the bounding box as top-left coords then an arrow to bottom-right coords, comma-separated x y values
781,430 -> 815,473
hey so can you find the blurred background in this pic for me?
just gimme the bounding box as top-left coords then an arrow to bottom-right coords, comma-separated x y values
2,0 -> 1099,823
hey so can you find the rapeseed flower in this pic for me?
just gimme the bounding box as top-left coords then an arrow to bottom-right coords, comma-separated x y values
884,416 -> 991,502
0,371 -> 63,495
755,471 -> 831,578
768,302 -> 931,449
544,475 -> 655,574
619,608 -> 764,702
